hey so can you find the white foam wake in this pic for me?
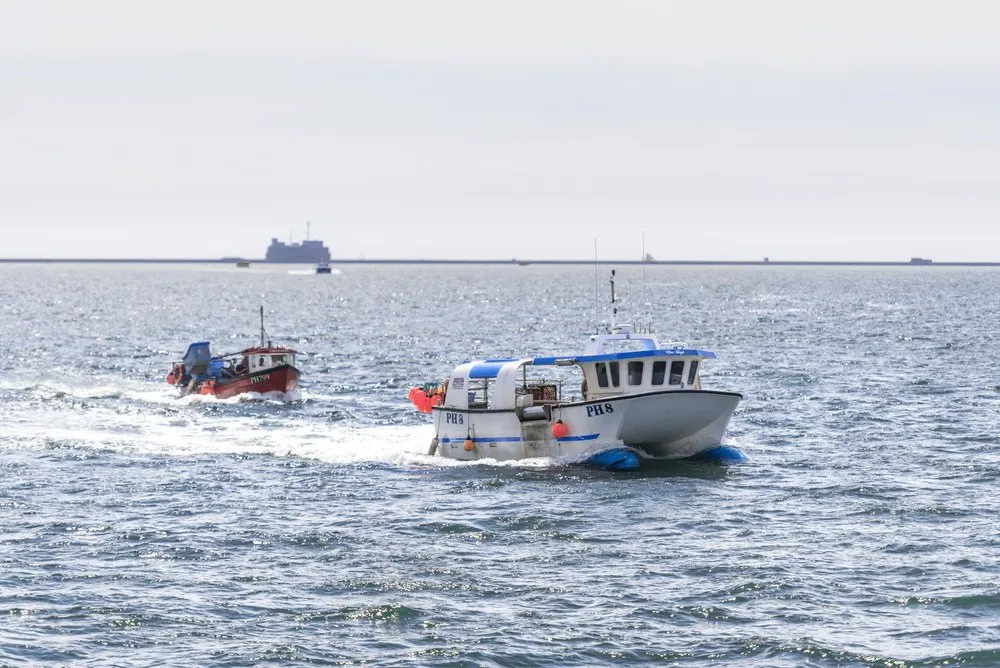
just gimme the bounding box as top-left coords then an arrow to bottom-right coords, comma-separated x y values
0,376 -> 305,406
2,417 -> 560,468
1,376 -> 562,468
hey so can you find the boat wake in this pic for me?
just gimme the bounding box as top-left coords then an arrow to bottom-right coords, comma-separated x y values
2,377 -> 745,470
174,389 -> 304,405
287,269 -> 342,275
0,416 -> 566,469
0,378 -> 302,407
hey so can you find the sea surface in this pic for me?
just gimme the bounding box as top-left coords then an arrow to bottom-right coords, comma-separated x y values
1,263 -> 999,667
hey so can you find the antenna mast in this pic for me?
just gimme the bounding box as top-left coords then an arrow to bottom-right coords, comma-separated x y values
259,306 -> 271,348
641,230 -> 648,332
306,220 -> 311,241
610,269 -> 617,324
593,239 -> 600,332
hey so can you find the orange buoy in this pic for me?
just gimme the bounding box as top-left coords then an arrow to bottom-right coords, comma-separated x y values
463,437 -> 475,451
551,419 -> 569,439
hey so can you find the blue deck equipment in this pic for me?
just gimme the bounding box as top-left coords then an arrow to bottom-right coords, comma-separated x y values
206,359 -> 226,379
182,342 -> 212,377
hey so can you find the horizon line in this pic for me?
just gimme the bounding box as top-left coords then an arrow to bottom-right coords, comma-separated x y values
1,257 -> 998,267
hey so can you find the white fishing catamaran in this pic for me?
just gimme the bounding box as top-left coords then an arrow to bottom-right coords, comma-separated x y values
411,270 -> 744,470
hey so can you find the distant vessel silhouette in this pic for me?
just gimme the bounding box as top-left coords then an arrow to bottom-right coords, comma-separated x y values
265,221 -> 331,263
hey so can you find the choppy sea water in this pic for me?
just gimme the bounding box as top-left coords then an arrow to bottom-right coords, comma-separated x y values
1,263 -> 999,666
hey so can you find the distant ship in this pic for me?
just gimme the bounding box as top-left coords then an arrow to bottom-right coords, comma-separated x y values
265,222 -> 332,263
264,220 -> 330,264
265,238 -> 331,263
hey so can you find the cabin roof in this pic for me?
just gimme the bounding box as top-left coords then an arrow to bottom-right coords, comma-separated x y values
467,359 -> 518,378
240,346 -> 298,355
533,348 -> 716,365
456,348 -> 716,379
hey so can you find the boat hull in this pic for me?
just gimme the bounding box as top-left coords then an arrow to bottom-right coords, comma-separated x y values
187,364 -> 300,399
431,389 -> 742,466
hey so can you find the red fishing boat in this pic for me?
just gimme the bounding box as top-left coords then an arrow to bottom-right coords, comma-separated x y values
166,307 -> 301,398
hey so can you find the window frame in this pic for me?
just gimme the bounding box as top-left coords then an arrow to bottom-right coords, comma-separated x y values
669,360 -> 685,386
651,360 -> 666,386
627,360 -> 644,386
595,362 -> 609,388
687,360 -> 699,386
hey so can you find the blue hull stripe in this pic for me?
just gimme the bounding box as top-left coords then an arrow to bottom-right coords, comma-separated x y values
440,434 -> 601,444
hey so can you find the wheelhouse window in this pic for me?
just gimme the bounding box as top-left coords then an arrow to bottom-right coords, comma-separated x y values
608,362 -> 620,387
687,360 -> 699,385
669,361 -> 684,386
651,361 -> 666,385
467,380 -> 490,408
627,361 -> 644,385
272,354 -> 286,365
258,356 -> 266,367
595,363 -> 609,388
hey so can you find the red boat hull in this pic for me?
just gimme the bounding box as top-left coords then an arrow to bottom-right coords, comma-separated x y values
199,364 -> 300,399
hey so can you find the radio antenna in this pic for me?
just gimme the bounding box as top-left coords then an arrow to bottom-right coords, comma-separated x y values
593,239 -> 599,332
610,268 -> 617,324
641,230 -> 648,332
259,306 -> 272,348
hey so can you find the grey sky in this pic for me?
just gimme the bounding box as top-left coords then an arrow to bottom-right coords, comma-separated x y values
1,0 -> 998,260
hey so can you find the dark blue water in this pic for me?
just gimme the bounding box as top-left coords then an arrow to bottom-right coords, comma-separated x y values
2,264 -> 999,666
